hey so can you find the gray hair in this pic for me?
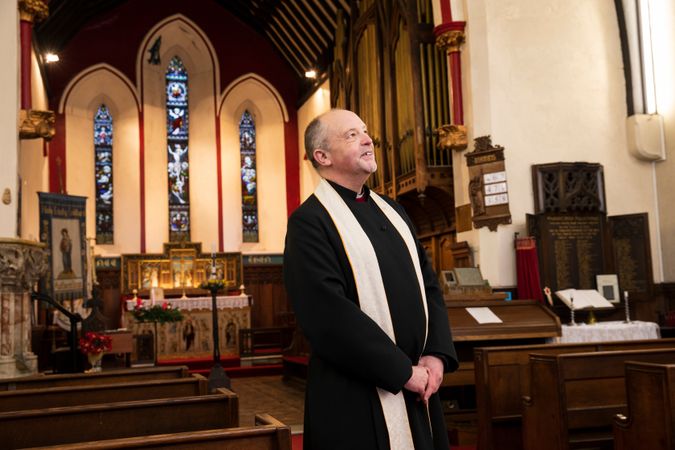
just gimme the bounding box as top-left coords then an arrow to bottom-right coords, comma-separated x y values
304,114 -> 329,169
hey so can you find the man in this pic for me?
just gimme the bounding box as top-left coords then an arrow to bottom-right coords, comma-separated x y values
284,109 -> 458,449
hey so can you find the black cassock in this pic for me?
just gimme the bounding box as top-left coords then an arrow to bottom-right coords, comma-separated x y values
284,181 -> 458,450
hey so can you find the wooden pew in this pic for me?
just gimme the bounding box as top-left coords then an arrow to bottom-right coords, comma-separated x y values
521,348 -> 675,450
614,361 -> 675,450
0,365 -> 189,391
474,338 -> 675,450
0,387 -> 239,449
0,373 -> 208,412
24,413 -> 291,450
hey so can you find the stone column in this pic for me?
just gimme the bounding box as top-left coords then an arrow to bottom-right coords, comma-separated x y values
0,238 -> 47,378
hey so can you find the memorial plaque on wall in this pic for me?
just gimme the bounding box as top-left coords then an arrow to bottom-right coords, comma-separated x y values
465,136 -> 512,231
527,213 -> 608,292
608,213 -> 652,299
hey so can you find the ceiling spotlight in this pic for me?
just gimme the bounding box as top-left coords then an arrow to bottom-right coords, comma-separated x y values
304,69 -> 317,79
44,53 -> 60,63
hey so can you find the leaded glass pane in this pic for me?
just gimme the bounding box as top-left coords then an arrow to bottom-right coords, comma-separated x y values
240,110 -> 258,242
166,56 -> 190,242
94,104 -> 113,244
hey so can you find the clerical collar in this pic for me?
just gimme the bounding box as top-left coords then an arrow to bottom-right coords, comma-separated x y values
326,180 -> 370,202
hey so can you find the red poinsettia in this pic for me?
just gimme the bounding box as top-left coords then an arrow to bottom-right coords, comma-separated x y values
79,331 -> 112,355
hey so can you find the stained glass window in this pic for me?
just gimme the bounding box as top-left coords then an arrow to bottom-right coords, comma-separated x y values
239,110 -> 258,242
166,56 -> 190,242
94,104 -> 113,244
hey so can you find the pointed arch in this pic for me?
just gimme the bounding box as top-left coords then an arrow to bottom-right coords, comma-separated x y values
221,73 -> 289,122
138,14 -> 220,252
58,63 -> 141,254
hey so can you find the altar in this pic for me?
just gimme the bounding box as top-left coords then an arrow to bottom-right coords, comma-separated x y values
124,295 -> 250,361
556,320 -> 660,343
119,242 -> 250,362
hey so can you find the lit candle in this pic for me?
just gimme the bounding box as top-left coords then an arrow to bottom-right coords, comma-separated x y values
624,290 -> 631,323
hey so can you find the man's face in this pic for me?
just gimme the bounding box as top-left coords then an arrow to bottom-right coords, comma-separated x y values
323,110 -> 376,176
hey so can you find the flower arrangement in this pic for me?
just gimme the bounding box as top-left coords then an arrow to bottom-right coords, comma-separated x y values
132,300 -> 184,323
199,279 -> 226,292
79,331 -> 112,355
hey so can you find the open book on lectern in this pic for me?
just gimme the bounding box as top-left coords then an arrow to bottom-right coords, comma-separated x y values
555,289 -> 615,310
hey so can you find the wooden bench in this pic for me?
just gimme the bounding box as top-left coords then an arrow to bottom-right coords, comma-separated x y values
474,338 -> 675,450
239,327 -> 293,357
24,413 -> 291,449
0,365 -> 189,391
0,387 -> 239,448
521,348 -> 675,450
282,326 -> 310,383
0,373 -> 208,412
613,361 -> 675,450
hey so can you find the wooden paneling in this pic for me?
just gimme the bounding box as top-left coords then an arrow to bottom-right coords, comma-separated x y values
96,268 -> 121,329
243,265 -> 290,329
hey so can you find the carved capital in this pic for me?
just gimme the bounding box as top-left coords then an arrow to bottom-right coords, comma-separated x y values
18,0 -> 49,23
436,124 -> 468,151
19,109 -> 55,141
436,30 -> 465,53
0,239 -> 48,289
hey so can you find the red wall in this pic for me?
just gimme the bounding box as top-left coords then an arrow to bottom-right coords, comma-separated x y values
46,0 -> 299,111
46,0 -> 301,219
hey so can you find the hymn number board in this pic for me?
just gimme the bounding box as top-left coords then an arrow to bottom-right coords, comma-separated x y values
465,136 -> 512,231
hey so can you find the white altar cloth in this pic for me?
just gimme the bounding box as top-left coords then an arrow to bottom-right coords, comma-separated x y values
557,320 -> 660,343
126,295 -> 249,311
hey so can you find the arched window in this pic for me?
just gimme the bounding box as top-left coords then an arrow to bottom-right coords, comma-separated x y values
239,110 -> 258,242
94,104 -> 113,244
166,56 -> 190,242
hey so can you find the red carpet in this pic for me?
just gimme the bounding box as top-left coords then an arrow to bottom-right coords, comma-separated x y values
156,355 -> 283,377
291,434 -> 475,450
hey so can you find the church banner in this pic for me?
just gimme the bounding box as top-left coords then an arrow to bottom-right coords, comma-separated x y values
38,193 -> 88,302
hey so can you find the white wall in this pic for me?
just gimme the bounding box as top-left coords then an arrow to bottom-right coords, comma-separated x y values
61,66 -> 141,255
297,80 -> 330,201
0,2 -> 18,237
220,76 -> 288,253
461,0 -> 663,286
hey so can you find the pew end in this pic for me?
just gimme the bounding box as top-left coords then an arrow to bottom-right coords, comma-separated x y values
522,348 -> 675,450
612,361 -> 675,450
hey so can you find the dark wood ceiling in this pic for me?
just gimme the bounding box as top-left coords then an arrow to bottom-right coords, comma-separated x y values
35,0 -> 350,80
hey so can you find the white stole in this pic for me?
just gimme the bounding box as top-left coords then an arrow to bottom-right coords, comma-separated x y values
314,178 -> 429,450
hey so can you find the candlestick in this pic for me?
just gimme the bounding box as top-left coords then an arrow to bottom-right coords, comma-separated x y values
624,290 -> 631,323
569,295 -> 576,326
210,257 -> 217,280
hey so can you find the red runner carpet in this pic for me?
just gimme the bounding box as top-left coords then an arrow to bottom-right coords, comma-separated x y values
291,434 -> 475,450
156,355 -> 283,377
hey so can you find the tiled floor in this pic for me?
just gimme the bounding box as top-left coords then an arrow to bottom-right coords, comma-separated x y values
231,375 -> 305,433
